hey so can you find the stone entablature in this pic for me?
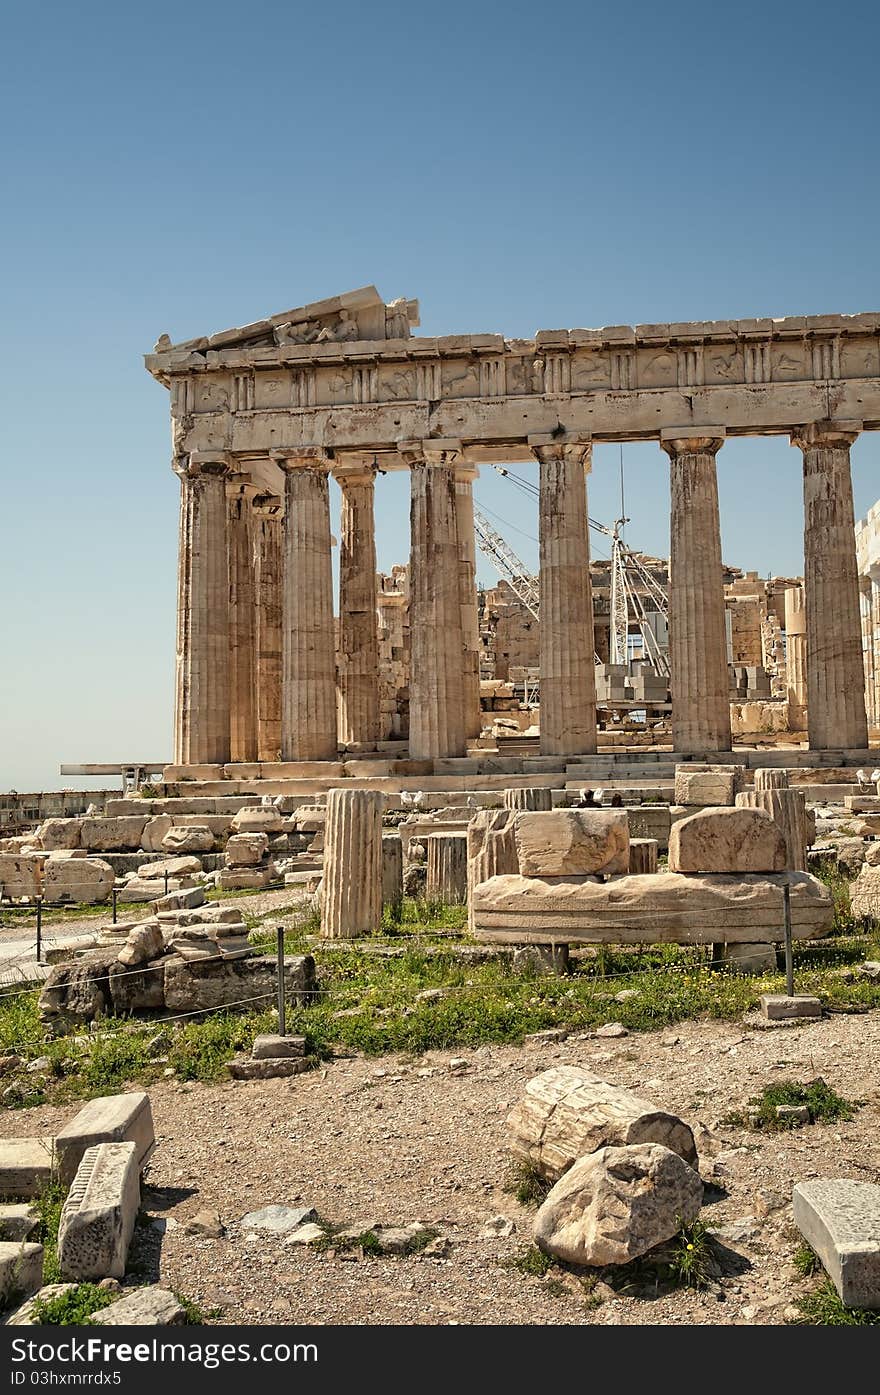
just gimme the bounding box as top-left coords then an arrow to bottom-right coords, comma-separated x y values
147,308 -> 880,459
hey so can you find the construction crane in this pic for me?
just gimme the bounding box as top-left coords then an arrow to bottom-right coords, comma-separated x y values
474,464 -> 670,678
472,507 -> 539,619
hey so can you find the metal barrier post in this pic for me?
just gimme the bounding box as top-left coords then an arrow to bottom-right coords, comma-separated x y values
783,882 -> 794,997
276,926 -> 286,1036
112,887 -> 118,925
35,896 -> 42,963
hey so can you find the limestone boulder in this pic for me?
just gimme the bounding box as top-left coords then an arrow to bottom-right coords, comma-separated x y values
674,765 -> 738,807
218,865 -> 274,890
140,815 -> 174,853
472,870 -> 833,943
43,856 -> 114,904
225,833 -> 269,867
57,1141 -> 140,1281
0,853 -> 41,899
36,819 -> 82,851
135,856 -> 202,882
851,864 -> 880,919
162,952 -> 316,1013
508,1067 -> 697,1181
866,843 -> 880,868
80,817 -> 148,852
231,807 -> 284,835
668,807 -> 786,874
513,810 -> 629,877
533,1143 -> 703,1266
161,825 -> 214,854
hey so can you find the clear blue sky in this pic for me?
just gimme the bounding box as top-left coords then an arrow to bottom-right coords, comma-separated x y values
2,0 -> 878,790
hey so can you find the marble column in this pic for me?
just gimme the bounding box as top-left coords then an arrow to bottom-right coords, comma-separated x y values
227,479 -> 259,763
661,430 -> 731,754
791,421 -> 868,751
321,789 -> 383,939
401,440 -> 467,760
530,435 -> 597,756
275,449 -> 337,762
172,453 -> 230,766
859,573 -> 880,731
784,584 -> 807,730
254,493 -> 283,762
453,464 -> 483,740
336,463 -> 380,747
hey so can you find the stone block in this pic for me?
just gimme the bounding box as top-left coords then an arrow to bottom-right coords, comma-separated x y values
136,855 -> 203,881
760,993 -> 822,1021
0,1241 -> 43,1306
513,809 -> 630,877
140,814 -> 174,853
55,1092 -> 155,1189
218,865 -> 274,890
674,765 -> 738,807
718,942 -> 777,973
117,923 -> 165,967
91,1286 -> 186,1325
43,856 -> 115,904
534,1143 -> 703,1266
155,885 -> 206,911
252,1034 -> 306,1060
793,1179 -> 880,1308
57,1142 -> 140,1281
36,819 -> 82,851
231,807 -> 284,834
629,838 -> 658,874
473,870 -> 832,943
163,952 -> 316,1013
228,1057 -> 312,1080
225,833 -> 269,867
0,1139 -> 55,1199
0,1204 -> 39,1241
508,1067 -> 697,1181
668,807 -> 786,874
80,817 -> 148,852
0,853 -> 42,899
851,865 -> 880,919
161,825 -> 214,854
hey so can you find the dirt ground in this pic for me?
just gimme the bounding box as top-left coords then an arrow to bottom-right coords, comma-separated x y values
5,1007 -> 880,1326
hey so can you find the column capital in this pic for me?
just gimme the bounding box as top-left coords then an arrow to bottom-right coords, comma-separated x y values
174,451 -> 232,480
790,419 -> 862,451
398,437 -> 463,468
528,434 -> 592,471
252,491 -> 283,516
334,453 -> 378,488
225,476 -> 262,501
270,446 -> 333,472
659,428 -> 725,458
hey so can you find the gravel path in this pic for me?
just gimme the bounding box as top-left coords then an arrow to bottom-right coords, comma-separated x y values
5,1008 -> 880,1326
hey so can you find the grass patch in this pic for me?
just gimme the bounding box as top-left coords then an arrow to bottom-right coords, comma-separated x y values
33,1181 -> 66,1283
174,1292 -> 218,1323
663,1218 -> 715,1290
504,1245 -> 554,1278
793,1242 -> 821,1278
725,1077 -> 857,1131
794,1278 -> 880,1326
28,1283 -> 115,1325
504,1160 -> 552,1208
3,896 -> 879,1107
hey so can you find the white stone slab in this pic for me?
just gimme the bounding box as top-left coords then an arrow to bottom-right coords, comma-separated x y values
793,1179 -> 880,1308
57,1142 -> 140,1281
55,1092 -> 154,1188
0,1241 -> 43,1305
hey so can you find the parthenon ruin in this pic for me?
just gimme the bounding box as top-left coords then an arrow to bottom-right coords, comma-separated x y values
145,287 -> 878,780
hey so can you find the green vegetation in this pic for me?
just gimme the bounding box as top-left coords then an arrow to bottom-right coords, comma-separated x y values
504,1160 -> 552,1208
33,1182 -> 66,1282
2,894 -> 878,1108
504,1245 -> 554,1278
795,1278 -> 880,1326
725,1077 -> 857,1131
28,1284 -> 116,1325
664,1218 -> 715,1290
313,1223 -> 438,1256
793,1242 -> 821,1278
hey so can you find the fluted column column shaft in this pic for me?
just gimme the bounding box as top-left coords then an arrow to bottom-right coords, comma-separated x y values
321,789 -> 383,939
784,584 -> 807,726
532,438 -> 597,756
173,456 -> 230,766
277,451 -> 337,761
453,466 -> 483,739
254,497 -> 283,762
792,422 -> 868,751
403,444 -> 467,760
337,467 -> 380,746
662,432 -> 731,754
228,480 -> 259,763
